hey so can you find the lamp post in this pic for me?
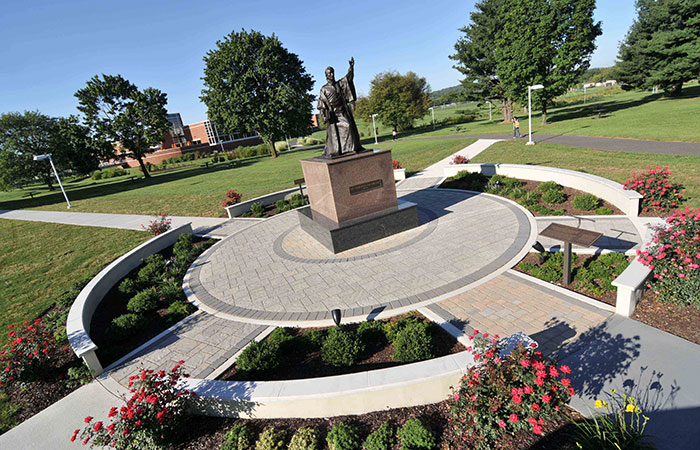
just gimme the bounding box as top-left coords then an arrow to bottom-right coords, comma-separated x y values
526,84 -> 544,146
370,114 -> 378,144
33,154 -> 72,208
429,107 -> 435,130
583,85 -> 587,104
486,101 -> 493,121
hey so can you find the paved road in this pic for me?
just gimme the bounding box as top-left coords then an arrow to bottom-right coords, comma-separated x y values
405,133 -> 700,156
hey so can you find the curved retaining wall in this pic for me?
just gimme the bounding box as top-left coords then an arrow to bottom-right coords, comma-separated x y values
67,223 -> 193,375
225,186 -> 307,218
444,163 -> 642,217
179,351 -> 473,418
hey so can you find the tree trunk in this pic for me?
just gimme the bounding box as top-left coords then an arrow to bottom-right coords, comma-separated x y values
267,140 -> 278,158
500,98 -> 513,123
668,83 -> 683,97
136,156 -> 150,178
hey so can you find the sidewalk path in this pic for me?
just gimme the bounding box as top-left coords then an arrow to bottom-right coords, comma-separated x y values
406,133 -> 700,156
0,209 -> 260,238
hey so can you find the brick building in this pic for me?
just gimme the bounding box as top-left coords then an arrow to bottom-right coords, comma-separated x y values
117,113 -> 263,168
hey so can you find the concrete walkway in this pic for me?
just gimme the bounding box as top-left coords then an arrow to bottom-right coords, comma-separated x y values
406,133 -> 700,156
0,209 -> 260,238
535,215 -> 643,254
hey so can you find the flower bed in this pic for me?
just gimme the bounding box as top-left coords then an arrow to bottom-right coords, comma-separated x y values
440,172 -> 621,217
219,313 -> 464,382
623,166 -> 685,215
240,194 -> 308,218
90,234 -> 215,367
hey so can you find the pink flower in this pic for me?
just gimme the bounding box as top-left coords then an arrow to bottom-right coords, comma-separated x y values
520,359 -> 531,368
533,424 -> 543,435
560,365 -> 571,374
509,414 -> 518,423
542,394 -> 552,403
498,420 -> 506,428
513,395 -> 522,404
453,392 -> 460,401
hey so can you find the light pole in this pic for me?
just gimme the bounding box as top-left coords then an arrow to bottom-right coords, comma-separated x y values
526,84 -> 544,146
486,101 -> 493,121
584,85 -> 587,104
33,154 -> 72,208
370,114 -> 378,144
429,107 -> 435,130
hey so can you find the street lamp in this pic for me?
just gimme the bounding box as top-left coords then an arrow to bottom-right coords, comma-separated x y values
526,84 -> 544,146
370,114 -> 379,144
33,154 -> 72,208
583,85 -> 587,104
429,107 -> 435,130
486,100 -> 493,121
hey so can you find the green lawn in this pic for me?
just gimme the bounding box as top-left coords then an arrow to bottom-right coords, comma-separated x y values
325,83 -> 700,143
0,219 -> 148,330
472,140 -> 700,209
0,138 -> 474,217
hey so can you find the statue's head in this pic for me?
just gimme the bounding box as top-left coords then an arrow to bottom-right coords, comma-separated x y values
325,66 -> 335,83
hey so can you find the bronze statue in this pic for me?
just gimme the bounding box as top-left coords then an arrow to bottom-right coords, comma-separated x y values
318,57 -> 364,158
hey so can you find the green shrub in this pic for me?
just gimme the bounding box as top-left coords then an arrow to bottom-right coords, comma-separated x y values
392,322 -> 433,363
298,329 -> 326,351
357,320 -> 387,344
576,253 -> 630,296
55,291 -> 77,308
289,194 -> 307,209
441,171 -> 488,191
255,427 -> 285,450
108,314 -> 147,340
118,278 -> 139,296
596,206 -> 614,215
158,281 -> 184,303
528,204 -> 566,216
383,315 -> 420,342
274,141 -> 288,152
363,423 -> 394,450
519,251 -> 576,283
485,175 -> 521,194
221,424 -> 255,450
288,427 -> 320,450
66,364 -> 92,388
518,191 -> 541,207
137,254 -> 167,284
321,326 -> 364,367
167,300 -> 196,319
126,289 -> 161,313
173,233 -> 195,259
573,193 -> 601,211
266,327 -> 294,352
71,274 -> 94,292
542,189 -> 566,205
250,202 -> 265,218
275,199 -> 290,212
327,422 -> 360,450
508,186 -> 527,199
92,171 -> 104,180
236,340 -> 280,377
537,181 -> 563,193
397,419 -> 435,450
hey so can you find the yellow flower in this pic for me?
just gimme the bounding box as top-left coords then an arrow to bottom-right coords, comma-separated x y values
626,404 -> 635,413
610,388 -> 616,394
594,400 -> 607,409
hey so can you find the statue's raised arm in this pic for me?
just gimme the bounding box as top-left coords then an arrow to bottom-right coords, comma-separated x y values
347,57 -> 354,82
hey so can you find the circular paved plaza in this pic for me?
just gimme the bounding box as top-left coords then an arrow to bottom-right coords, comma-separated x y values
185,189 -> 535,324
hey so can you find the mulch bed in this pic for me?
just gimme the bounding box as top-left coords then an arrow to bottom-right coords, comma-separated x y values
632,290 -> 700,345
519,180 -> 622,217
172,402 -> 583,450
219,314 -> 465,382
515,253 -> 618,306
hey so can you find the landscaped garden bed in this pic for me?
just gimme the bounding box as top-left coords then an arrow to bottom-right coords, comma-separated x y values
440,172 -> 621,216
238,193 -> 309,218
218,313 -> 464,382
90,233 -> 215,367
515,251 -> 631,306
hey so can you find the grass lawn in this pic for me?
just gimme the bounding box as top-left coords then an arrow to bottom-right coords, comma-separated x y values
327,83 -> 700,143
472,140 -> 700,209
0,219 -> 148,330
0,138 -> 474,217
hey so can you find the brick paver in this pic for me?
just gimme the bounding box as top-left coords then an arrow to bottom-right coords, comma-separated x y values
106,312 -> 266,384
187,189 -> 533,323
429,270 -> 612,355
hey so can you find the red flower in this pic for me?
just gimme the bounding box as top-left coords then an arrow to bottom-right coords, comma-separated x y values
561,378 -> 571,387
93,421 -> 102,432
542,394 -> 552,403
108,407 -> 117,418
524,386 -> 534,394
512,395 -> 522,404
528,417 -> 537,425
498,420 -> 506,428
70,429 -> 79,442
84,416 -> 93,423
520,359 -> 530,368
535,377 -> 545,386
531,403 -> 541,411
509,414 -> 518,423
533,424 -> 543,435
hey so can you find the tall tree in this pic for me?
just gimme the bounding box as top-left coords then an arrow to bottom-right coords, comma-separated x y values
366,71 -> 431,131
618,0 -> 700,96
75,74 -> 170,177
201,29 -> 315,158
495,0 -> 602,124
55,115 -> 114,175
451,0 -> 514,122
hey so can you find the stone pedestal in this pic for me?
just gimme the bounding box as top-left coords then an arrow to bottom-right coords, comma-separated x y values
298,149 -> 419,253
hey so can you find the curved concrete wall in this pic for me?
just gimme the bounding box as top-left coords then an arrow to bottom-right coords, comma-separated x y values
180,351 -> 473,418
225,186 -> 307,218
67,223 -> 193,375
444,163 -> 642,217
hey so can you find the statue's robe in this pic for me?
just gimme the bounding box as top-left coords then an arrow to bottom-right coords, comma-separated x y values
318,70 -> 363,158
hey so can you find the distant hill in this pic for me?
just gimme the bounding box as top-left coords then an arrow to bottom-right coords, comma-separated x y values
431,85 -> 463,99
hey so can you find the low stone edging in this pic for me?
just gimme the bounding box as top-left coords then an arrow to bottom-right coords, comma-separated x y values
444,163 -> 642,217
66,223 -> 193,376
225,186 -> 307,218
178,351 -> 473,418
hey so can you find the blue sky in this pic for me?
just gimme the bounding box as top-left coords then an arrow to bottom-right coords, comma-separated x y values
0,0 -> 636,125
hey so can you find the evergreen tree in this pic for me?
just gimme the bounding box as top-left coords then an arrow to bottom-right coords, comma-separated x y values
201,29 -> 315,158
495,0 -> 602,124
618,0 -> 700,96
